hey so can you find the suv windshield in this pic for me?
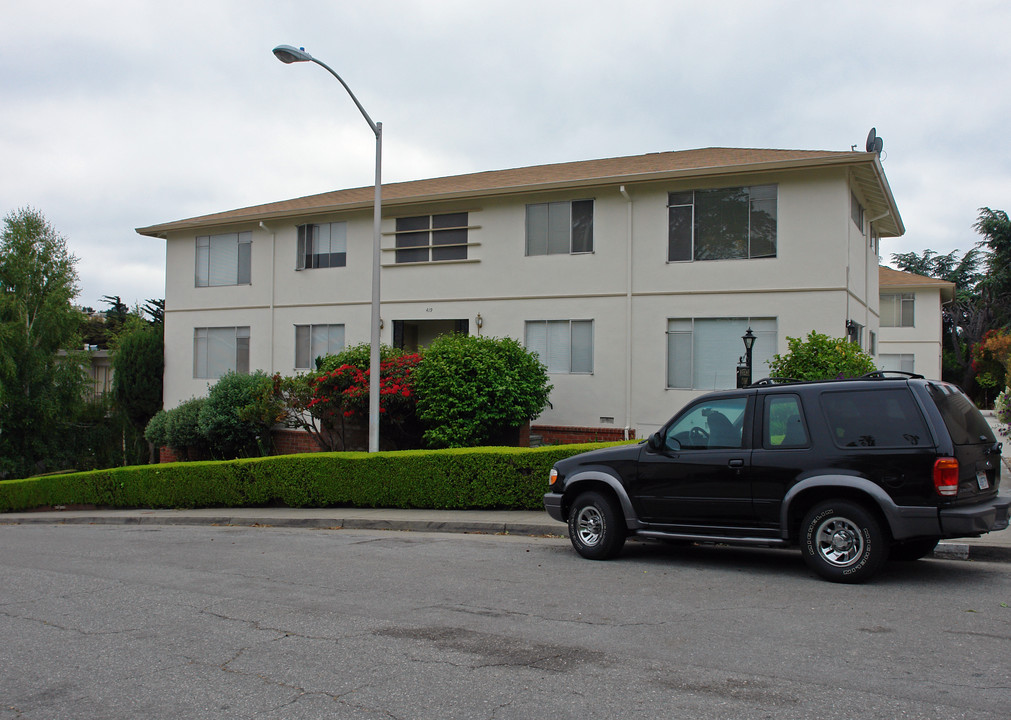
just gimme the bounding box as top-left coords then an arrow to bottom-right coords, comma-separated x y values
926,382 -> 995,445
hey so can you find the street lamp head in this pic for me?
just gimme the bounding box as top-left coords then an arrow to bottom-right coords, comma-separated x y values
272,44 -> 312,64
742,327 -> 756,351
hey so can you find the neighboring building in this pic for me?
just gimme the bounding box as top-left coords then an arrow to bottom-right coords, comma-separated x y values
877,266 -> 954,381
138,146 -> 902,443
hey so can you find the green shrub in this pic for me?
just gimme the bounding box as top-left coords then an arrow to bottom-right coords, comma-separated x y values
0,444 -> 617,513
768,331 -> 876,381
199,372 -> 273,458
165,397 -> 207,456
413,334 -> 552,448
145,410 -> 170,448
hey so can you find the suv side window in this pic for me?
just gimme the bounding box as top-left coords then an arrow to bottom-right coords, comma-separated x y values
821,388 -> 931,448
665,397 -> 748,450
926,382 -> 995,445
764,394 -> 809,448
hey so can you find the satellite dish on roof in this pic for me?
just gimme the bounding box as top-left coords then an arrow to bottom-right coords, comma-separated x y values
866,127 -> 884,155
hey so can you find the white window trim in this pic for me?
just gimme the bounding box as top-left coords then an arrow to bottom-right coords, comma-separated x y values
195,232 -> 251,287
294,323 -> 346,369
296,222 -> 347,271
525,199 -> 594,256
524,319 -> 594,374
666,317 -> 777,390
666,185 -> 777,263
193,326 -> 250,379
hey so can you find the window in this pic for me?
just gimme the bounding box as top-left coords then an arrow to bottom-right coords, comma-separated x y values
667,185 -> 776,262
667,317 -> 777,390
525,200 -> 593,255
821,389 -> 930,448
764,394 -> 809,448
879,353 -> 915,374
525,320 -> 593,373
851,191 -> 865,231
193,327 -> 249,378
297,222 -> 346,269
869,330 -> 877,356
395,212 -> 468,263
880,292 -> 914,327
664,396 -> 748,450
196,232 -> 251,286
295,324 -> 345,369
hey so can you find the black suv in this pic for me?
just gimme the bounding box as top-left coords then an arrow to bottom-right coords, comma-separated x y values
543,375 -> 1010,583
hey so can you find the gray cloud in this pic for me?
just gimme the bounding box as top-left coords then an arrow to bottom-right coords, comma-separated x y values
2,0 -> 1009,309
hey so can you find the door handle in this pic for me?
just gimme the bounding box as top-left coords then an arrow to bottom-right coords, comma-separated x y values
728,459 -> 744,468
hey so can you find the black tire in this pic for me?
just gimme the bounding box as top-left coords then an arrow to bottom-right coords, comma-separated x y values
800,500 -> 887,583
567,491 -> 626,560
889,537 -> 940,562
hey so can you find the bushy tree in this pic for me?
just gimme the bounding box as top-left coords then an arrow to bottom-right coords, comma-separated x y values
412,334 -> 552,448
0,207 -> 87,478
892,207 -> 1011,397
198,371 -> 276,458
165,398 -> 208,458
768,331 -> 876,381
973,207 -> 1011,327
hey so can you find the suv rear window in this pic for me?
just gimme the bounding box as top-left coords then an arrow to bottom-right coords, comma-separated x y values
821,388 -> 931,448
926,382 -> 995,445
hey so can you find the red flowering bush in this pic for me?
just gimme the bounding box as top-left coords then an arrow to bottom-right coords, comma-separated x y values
971,329 -> 1010,398
309,351 -> 422,448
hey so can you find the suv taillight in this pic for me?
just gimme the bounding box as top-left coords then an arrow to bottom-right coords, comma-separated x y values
934,458 -> 959,497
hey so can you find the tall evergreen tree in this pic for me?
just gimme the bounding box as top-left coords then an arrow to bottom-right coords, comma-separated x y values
0,207 -> 87,478
112,326 -> 164,462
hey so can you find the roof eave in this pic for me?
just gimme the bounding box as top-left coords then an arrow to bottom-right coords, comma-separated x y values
137,151 -> 895,238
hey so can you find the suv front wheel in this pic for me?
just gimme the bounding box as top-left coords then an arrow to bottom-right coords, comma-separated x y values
800,500 -> 887,583
568,491 -> 626,560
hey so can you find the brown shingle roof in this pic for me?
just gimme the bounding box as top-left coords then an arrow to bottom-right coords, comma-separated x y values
879,266 -> 955,301
137,146 -> 902,237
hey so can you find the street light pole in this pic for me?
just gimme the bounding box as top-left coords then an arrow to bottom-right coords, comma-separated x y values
273,45 -> 382,453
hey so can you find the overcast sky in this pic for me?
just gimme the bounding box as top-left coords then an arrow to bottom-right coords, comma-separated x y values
2,0 -> 1009,311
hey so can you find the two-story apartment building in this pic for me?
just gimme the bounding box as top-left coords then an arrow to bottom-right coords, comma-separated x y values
877,266 -> 954,381
138,146 -> 902,443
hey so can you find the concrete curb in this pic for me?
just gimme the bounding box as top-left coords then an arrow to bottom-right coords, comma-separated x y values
0,512 -> 567,538
934,542 -> 1011,563
4,511 -> 1007,562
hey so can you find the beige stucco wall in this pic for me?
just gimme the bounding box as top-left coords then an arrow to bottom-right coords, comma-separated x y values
161,165 -> 885,437
877,286 -> 945,380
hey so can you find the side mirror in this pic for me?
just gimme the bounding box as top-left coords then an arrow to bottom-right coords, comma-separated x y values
649,432 -> 679,452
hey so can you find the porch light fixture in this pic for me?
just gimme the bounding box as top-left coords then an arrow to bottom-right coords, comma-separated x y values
738,327 -> 756,388
273,44 -> 383,453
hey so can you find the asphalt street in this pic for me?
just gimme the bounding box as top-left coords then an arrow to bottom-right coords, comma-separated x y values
1,522 -> 1009,719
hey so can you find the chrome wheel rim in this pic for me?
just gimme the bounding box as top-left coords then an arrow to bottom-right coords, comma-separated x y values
575,505 -> 604,546
814,516 -> 864,567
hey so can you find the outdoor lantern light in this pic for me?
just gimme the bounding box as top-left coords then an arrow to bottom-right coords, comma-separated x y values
737,327 -> 757,388
273,44 -> 383,453
742,327 -> 756,353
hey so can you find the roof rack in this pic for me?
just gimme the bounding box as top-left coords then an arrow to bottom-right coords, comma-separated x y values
750,377 -> 801,386
858,370 -> 925,380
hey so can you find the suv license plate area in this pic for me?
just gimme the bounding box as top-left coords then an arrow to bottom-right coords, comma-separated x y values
977,470 -> 990,490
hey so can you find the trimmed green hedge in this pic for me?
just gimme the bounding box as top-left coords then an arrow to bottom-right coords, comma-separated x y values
0,444 -> 619,513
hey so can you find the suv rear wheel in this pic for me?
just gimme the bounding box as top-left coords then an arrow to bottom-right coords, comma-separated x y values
800,500 -> 887,583
568,491 -> 626,560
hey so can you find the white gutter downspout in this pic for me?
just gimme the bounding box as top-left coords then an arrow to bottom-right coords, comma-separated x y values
619,185 -> 633,441
259,222 -> 276,374
865,210 -> 891,350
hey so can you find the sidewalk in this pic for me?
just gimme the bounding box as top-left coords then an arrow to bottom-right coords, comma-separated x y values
3,505 -> 1009,563
3,414 -> 1008,562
